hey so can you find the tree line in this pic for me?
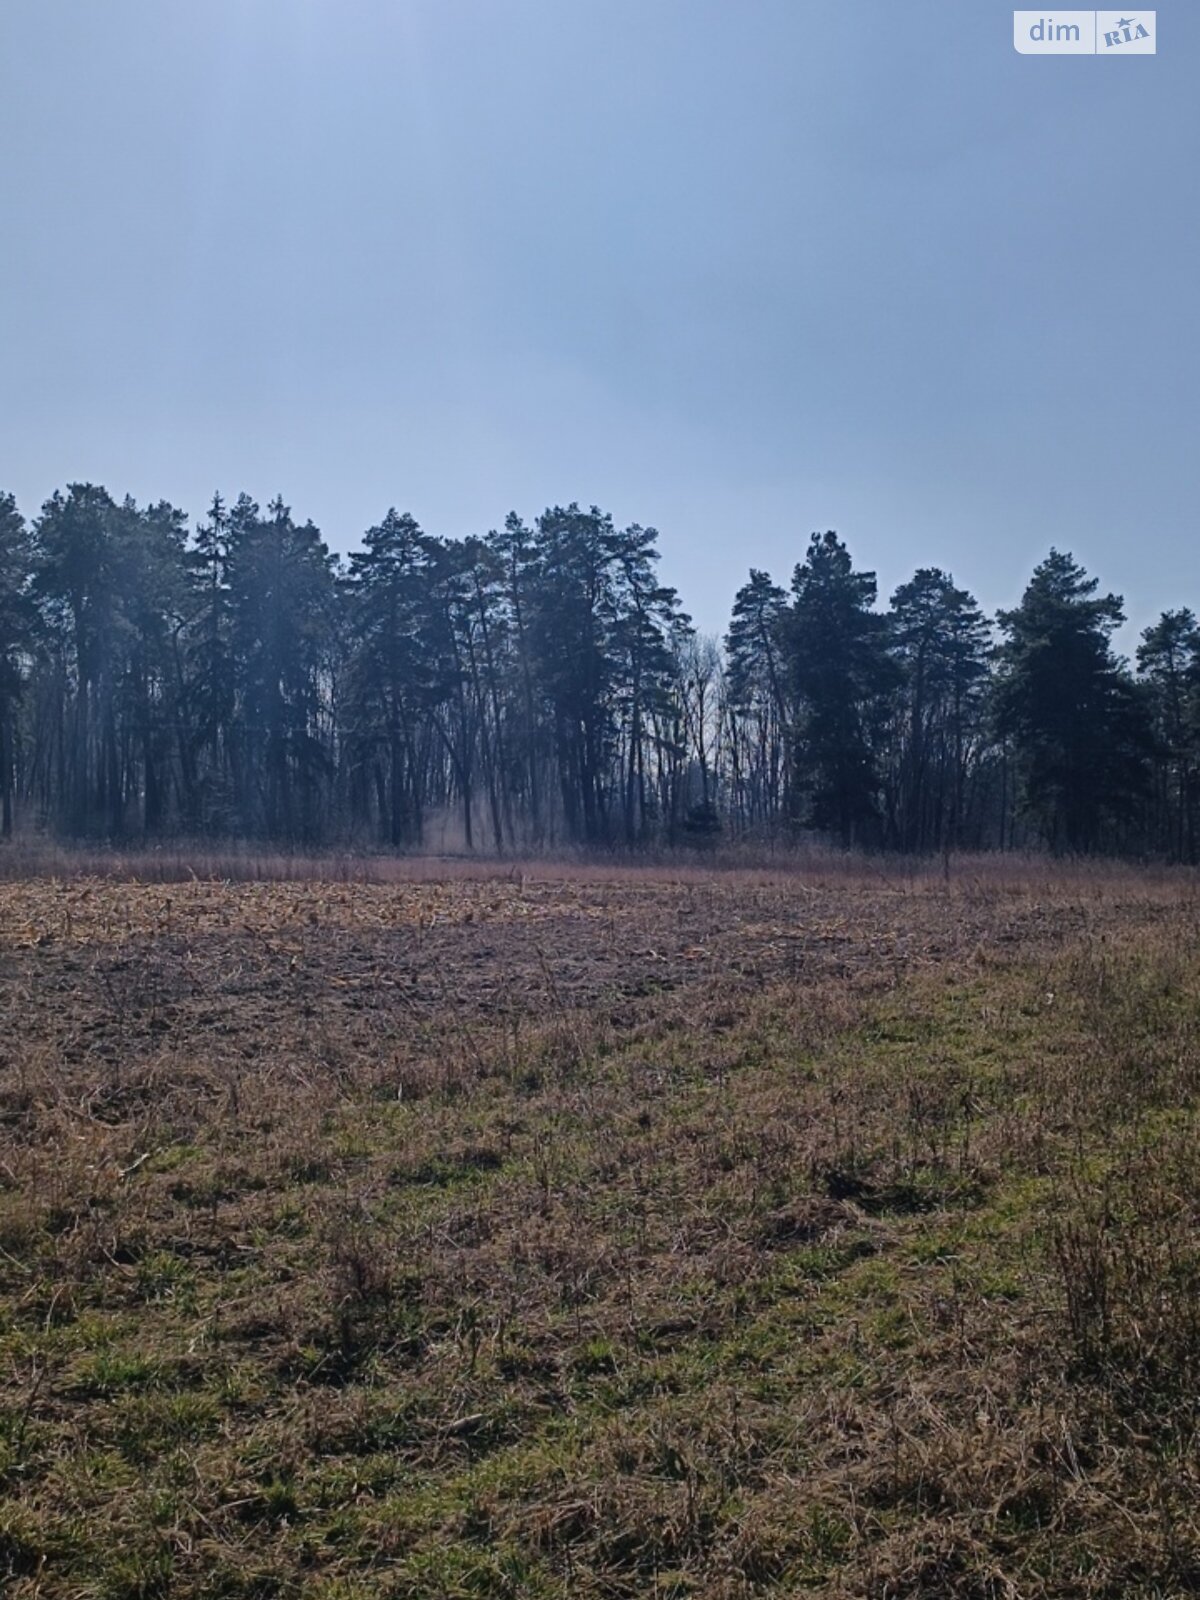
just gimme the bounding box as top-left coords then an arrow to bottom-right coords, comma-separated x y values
0,483 -> 1196,857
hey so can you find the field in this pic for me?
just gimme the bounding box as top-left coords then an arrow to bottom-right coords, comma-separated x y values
2,855 -> 1200,1598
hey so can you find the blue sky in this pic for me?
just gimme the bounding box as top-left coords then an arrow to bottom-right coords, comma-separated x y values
1,1 -> 1196,651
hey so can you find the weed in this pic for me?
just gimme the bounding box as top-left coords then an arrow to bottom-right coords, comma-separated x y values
3,861 -> 1200,1595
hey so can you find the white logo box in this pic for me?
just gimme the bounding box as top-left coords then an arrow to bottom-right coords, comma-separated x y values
1013,11 -> 1155,54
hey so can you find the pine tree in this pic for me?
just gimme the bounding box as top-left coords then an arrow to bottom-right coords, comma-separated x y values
1137,609 -> 1200,860
995,550 -> 1151,852
529,504 -> 620,843
487,514 -> 544,844
185,493 -> 236,831
112,497 -> 190,835
0,492 -> 35,836
343,510 -> 439,846
786,532 -> 895,847
226,496 -> 336,841
724,569 -> 789,829
887,568 -> 991,851
609,523 -> 691,843
31,484 -> 124,833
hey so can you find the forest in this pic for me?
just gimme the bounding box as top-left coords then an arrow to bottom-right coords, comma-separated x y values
0,482 -> 1195,858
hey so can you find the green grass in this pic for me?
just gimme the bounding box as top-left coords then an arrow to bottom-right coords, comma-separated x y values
3,872 -> 1200,1594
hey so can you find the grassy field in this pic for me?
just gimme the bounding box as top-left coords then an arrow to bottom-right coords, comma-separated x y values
2,855 -> 1200,1598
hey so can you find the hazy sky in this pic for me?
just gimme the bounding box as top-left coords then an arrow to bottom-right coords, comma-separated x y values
1,1 -> 1196,650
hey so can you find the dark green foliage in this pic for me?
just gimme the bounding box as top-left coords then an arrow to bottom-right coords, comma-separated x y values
1137,609 -> 1200,860
30,484 -> 191,837
785,532 -> 897,847
0,492 -> 35,836
724,570 -> 789,828
994,550 -> 1151,852
343,510 -> 440,847
224,497 -> 337,842
887,569 -> 992,852
0,483 -> 1193,856
184,493 -> 236,833
528,504 -> 621,843
526,505 -> 689,845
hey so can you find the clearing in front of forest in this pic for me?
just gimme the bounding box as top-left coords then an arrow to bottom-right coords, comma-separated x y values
1,861 -> 1198,1597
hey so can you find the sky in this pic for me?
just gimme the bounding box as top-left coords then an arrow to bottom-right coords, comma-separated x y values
1,1 -> 1196,653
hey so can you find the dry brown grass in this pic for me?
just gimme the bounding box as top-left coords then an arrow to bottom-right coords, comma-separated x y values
2,859 -> 1200,1596
4,836 -> 1197,894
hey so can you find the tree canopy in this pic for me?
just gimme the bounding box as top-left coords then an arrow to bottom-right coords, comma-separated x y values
0,486 -> 1187,857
